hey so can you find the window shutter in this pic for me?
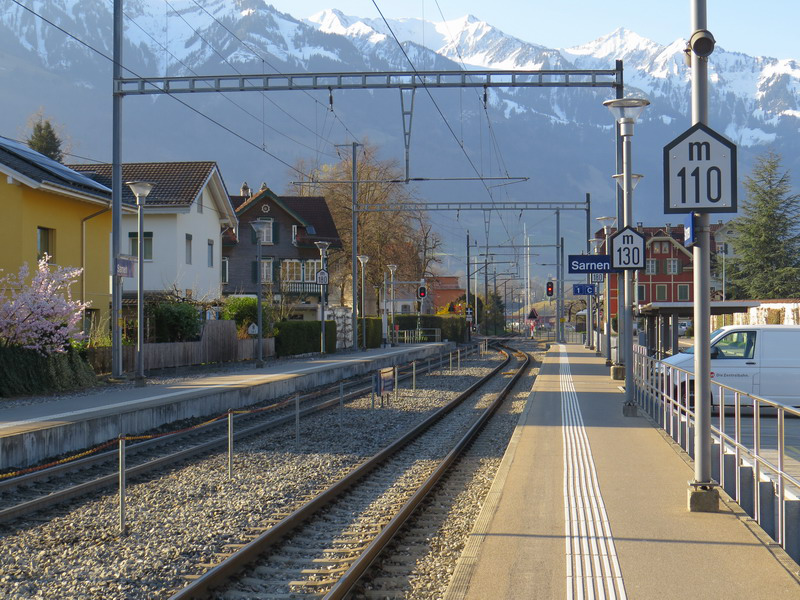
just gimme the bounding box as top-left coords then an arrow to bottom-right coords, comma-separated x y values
251,227 -> 257,244
251,261 -> 257,283
677,260 -> 683,275
273,221 -> 280,243
273,260 -> 280,282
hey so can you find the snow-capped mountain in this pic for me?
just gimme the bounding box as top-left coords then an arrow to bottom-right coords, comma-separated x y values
3,0 -> 800,257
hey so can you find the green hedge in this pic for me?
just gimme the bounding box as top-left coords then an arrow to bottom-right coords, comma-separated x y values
274,320 -> 336,357
355,317 -> 383,349
0,346 -> 96,398
393,315 -> 466,343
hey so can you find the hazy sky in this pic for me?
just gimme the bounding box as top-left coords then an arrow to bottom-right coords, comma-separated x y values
272,0 -> 799,60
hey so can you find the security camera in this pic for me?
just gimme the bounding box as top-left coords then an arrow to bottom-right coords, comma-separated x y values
689,29 -> 715,58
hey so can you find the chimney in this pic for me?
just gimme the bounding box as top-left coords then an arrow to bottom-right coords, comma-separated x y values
259,181 -> 268,192
636,222 -> 643,231
240,181 -> 251,198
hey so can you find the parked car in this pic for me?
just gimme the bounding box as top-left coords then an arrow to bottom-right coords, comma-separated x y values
661,325 -> 800,407
677,320 -> 690,336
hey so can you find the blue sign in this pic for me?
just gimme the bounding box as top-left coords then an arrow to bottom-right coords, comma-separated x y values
115,257 -> 134,278
573,284 -> 597,295
568,255 -> 617,274
683,213 -> 696,248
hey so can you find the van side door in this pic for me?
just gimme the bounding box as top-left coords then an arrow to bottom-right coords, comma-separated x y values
757,330 -> 799,405
709,329 -> 758,404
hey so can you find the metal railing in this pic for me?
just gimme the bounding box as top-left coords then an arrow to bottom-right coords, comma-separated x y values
393,328 -> 441,344
632,345 -> 800,562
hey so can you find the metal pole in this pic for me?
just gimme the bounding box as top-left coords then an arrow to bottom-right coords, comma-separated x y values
622,126 -> 635,406
412,361 -> 416,391
118,434 -> 126,536
615,60 -> 624,367
555,210 -> 561,343
585,193 -> 593,349
256,233 -> 263,366
390,269 -> 395,344
111,0 -> 123,378
227,410 -> 233,480
466,231 -> 471,341
319,246 -> 327,354
604,229 -> 612,364
690,0 -> 717,508
361,260 -> 367,351
135,195 -> 145,384
295,394 -> 300,449
351,142 -> 358,350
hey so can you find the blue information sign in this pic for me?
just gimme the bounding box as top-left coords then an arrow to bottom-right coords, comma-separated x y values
573,284 -> 597,295
567,255 -> 617,274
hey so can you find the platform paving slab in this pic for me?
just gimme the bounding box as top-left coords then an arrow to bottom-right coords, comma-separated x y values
446,344 -> 800,600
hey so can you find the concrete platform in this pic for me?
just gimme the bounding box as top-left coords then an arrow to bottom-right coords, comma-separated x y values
0,343 -> 455,470
445,344 -> 800,599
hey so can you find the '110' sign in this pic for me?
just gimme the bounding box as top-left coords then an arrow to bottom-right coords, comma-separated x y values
664,122 -> 737,214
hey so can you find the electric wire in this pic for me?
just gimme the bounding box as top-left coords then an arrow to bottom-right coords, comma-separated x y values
163,0 -> 338,157
187,0 -> 361,146
10,0 -> 314,178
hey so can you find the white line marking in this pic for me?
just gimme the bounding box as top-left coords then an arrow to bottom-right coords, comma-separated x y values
559,345 -> 626,600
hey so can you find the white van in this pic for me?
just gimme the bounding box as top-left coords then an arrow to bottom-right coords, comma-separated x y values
661,325 -> 800,407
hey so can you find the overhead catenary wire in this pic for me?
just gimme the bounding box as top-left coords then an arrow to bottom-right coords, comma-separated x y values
159,0 -> 338,159
10,0 -> 315,179
187,0 -> 361,146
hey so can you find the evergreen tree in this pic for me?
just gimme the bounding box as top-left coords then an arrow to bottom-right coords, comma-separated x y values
727,151 -> 800,299
27,115 -> 64,162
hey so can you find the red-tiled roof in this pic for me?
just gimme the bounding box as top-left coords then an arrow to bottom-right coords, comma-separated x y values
68,162 -> 219,207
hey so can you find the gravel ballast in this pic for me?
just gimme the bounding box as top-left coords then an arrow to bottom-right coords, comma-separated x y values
0,347 -> 531,600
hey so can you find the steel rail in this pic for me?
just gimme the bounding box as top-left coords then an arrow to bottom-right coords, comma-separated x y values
168,345 -> 512,599
0,345 -> 483,523
324,345 -> 531,599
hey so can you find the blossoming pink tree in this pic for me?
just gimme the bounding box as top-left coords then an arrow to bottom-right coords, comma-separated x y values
0,255 -> 87,354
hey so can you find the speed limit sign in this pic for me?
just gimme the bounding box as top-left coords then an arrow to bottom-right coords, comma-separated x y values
610,226 -> 645,270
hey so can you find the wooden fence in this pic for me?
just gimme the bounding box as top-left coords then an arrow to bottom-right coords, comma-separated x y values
86,320 -> 275,374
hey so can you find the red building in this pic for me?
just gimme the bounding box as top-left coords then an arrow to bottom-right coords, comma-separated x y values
596,224 -> 706,316
428,276 -> 465,313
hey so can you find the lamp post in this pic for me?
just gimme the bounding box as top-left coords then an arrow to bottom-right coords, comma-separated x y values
604,97 -> 649,409
126,181 -> 154,387
314,241 -> 330,354
357,255 -> 369,351
251,220 -> 271,367
387,264 -> 397,345
596,216 -> 617,365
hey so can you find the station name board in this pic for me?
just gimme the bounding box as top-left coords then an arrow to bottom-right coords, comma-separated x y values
567,255 -> 618,274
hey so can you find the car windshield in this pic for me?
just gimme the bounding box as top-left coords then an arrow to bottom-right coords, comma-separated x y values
680,328 -> 725,354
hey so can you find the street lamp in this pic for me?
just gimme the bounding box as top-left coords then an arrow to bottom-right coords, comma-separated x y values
596,216 -> 617,366
251,220 -> 271,367
387,264 -> 397,345
314,241 -> 330,354
357,255 -> 369,351
604,97 -> 649,412
126,181 -> 154,387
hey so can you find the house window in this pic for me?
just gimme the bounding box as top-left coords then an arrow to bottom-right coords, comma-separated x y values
655,284 -> 668,301
666,258 -> 680,275
645,259 -> 658,275
716,242 -> 728,254
292,224 -> 298,245
261,258 -> 273,283
185,234 -> 192,264
197,197 -> 203,214
305,259 -> 322,282
37,227 -> 54,262
221,257 -> 228,283
281,259 -> 302,282
129,232 -> 153,260
661,241 -> 671,254
677,284 -> 690,301
207,240 -> 214,267
253,218 -> 273,245
637,285 -> 646,302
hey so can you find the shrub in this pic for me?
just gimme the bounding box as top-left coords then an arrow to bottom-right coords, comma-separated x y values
0,346 -> 95,397
393,315 -> 466,343
220,296 -> 274,336
355,317 -> 383,348
152,302 -> 202,343
275,320 -> 337,357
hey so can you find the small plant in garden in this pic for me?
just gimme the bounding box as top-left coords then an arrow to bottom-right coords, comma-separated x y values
0,255 -> 87,354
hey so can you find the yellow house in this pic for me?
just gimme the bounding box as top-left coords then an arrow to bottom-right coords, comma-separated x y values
0,136 -> 125,330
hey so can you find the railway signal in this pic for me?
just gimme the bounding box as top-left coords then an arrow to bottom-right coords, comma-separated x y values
546,281 -> 554,297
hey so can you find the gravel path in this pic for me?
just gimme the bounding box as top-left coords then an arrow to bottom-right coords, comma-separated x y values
0,351 -> 507,600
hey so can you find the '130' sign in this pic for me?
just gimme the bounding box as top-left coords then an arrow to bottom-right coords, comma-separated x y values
664,122 -> 737,214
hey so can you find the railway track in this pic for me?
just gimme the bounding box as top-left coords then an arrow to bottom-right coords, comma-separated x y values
168,344 -> 529,600
0,345 -> 488,525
